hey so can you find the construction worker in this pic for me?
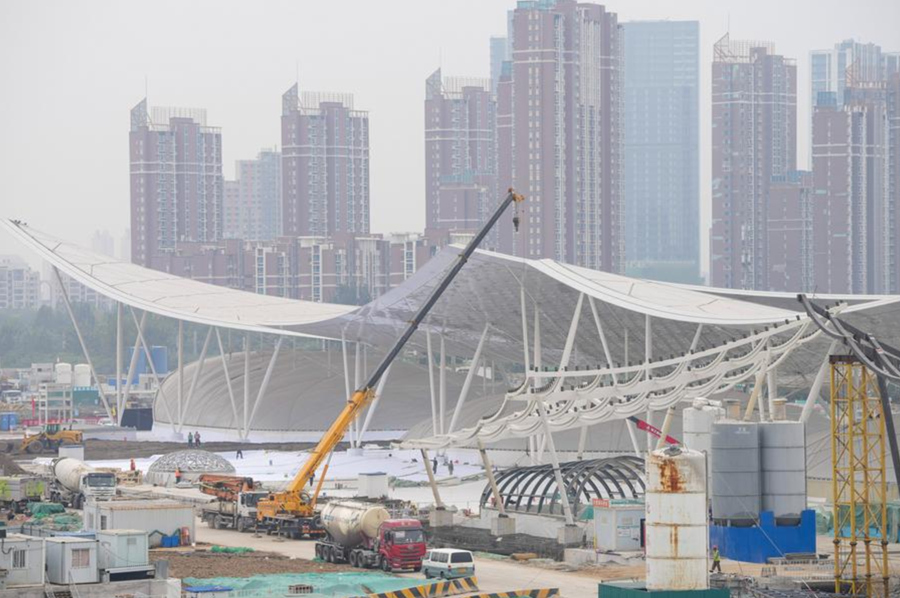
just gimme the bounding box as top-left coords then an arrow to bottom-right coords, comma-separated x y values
174,467 -> 182,485
130,458 -> 136,471
187,432 -> 194,447
236,448 -> 243,459
432,456 -> 439,474
710,545 -> 722,573
448,461 -> 454,476
194,431 -> 201,446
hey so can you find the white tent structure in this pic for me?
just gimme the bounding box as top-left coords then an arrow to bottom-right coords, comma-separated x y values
6,219 -> 900,449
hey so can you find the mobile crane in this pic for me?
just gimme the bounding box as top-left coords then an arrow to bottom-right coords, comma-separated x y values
255,189 -> 525,538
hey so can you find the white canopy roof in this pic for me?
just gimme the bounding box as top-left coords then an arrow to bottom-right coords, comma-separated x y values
2,220 -> 354,337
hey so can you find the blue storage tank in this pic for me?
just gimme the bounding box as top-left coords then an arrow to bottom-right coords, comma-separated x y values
128,346 -> 169,380
0,413 -> 18,431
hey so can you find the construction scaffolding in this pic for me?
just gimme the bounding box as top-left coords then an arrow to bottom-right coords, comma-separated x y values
830,355 -> 889,598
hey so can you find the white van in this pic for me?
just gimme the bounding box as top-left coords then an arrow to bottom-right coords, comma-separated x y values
422,548 -> 475,579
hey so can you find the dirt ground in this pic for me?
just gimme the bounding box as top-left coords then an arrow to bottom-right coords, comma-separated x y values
150,547 -> 354,579
83,439 -> 361,460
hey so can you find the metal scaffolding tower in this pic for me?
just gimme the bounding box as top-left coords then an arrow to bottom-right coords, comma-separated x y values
830,355 -> 889,598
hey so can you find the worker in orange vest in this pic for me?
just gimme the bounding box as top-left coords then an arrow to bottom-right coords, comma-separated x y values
174,467 -> 182,485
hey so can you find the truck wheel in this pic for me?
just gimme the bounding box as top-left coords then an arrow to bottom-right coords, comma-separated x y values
349,551 -> 358,567
314,544 -> 322,560
381,557 -> 391,572
424,570 -> 432,579
237,518 -> 246,533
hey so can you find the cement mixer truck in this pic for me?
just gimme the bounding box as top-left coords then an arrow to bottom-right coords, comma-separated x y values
314,500 -> 426,572
50,457 -> 117,509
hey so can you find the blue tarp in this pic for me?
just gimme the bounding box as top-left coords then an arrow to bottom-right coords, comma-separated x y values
709,509 -> 816,564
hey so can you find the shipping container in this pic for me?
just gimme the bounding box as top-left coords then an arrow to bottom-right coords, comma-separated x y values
0,533 -> 44,586
46,537 -> 99,584
83,499 -> 195,548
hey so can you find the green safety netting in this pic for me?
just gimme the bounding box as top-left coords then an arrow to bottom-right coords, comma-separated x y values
210,545 -> 255,554
183,572 -> 427,598
27,502 -> 65,516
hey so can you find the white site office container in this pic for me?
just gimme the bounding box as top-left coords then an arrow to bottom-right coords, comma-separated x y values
592,499 -> 645,552
46,537 -> 99,584
84,499 -> 195,547
97,529 -> 149,570
357,472 -> 389,498
0,533 -> 44,587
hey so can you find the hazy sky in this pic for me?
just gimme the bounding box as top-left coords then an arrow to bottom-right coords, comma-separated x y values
1,0 -> 898,274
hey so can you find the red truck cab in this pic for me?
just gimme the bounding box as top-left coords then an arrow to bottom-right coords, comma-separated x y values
376,519 -> 427,572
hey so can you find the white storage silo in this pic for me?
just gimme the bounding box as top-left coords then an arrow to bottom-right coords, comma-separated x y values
682,398 -> 724,455
55,362 -> 72,384
711,421 -> 761,524
645,446 -> 708,590
73,364 -> 91,387
759,421 -> 806,524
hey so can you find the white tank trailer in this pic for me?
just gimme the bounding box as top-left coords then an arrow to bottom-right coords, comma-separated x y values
320,501 -> 389,547
51,457 -> 117,508
645,446 -> 708,591
316,500 -> 426,571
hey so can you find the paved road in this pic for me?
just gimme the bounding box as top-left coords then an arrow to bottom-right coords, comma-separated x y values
195,518 -> 599,597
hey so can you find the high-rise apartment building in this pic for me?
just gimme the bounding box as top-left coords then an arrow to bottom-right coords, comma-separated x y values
223,149 -> 282,241
710,35 -> 797,290
496,0 -> 622,272
129,100 -> 223,267
281,84 -> 370,238
811,81 -> 899,294
0,255 -> 41,309
489,36 -> 509,96
766,171 -> 813,292
810,39 -> 900,167
622,20 -> 700,283
424,69 -> 496,239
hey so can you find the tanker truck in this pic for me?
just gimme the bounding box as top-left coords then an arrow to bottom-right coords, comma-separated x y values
315,500 -> 426,572
50,457 -> 117,509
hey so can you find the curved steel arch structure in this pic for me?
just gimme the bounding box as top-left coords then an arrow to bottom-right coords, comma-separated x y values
479,455 -> 645,517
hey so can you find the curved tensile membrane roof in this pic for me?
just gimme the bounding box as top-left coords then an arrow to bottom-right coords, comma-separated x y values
8,220 -> 900,439
1,220 -> 354,337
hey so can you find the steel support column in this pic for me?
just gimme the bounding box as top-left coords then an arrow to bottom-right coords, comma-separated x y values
421,449 -> 444,508
359,364 -> 393,440
245,337 -> 283,437
53,267 -> 113,421
801,340 -> 839,422
439,334 -> 447,436
179,326 -> 212,432
539,401 -> 574,525
129,308 -> 176,429
448,323 -> 490,435
426,328 -> 439,435
215,328 -> 241,435
477,439 -> 506,515
116,303 -> 123,423
177,320 -> 184,429
243,334 -> 250,437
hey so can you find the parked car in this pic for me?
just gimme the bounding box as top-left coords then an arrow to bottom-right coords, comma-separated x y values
422,548 -> 475,579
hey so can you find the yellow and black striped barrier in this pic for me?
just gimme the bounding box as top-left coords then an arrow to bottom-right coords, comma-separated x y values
464,589 -> 560,598
358,576 -> 479,598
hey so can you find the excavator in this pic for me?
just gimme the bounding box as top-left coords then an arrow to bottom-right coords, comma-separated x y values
255,189 -> 525,538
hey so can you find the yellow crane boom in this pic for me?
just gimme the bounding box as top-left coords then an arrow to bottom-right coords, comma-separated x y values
257,189 -> 524,521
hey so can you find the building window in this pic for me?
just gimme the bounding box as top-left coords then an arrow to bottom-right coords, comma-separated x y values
72,548 -> 91,569
12,549 -> 26,569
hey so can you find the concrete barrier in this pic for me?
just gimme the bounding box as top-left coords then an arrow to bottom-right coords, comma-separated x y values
357,576 -> 479,598
464,589 -> 560,598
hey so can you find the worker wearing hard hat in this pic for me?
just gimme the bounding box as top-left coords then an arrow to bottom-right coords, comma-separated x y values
710,546 -> 722,573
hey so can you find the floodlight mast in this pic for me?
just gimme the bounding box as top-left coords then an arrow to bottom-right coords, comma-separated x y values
256,189 -> 525,523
